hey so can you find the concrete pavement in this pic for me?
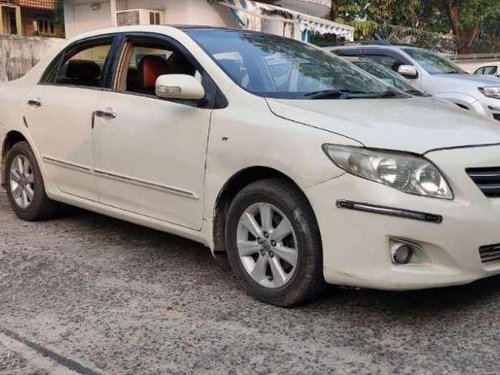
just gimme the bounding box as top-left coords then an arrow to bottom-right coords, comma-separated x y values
0,191 -> 499,374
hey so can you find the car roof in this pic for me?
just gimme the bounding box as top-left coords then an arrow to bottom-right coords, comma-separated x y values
65,25 -> 247,43
327,44 -> 419,52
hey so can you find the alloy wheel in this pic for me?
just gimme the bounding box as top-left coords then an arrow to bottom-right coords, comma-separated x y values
236,202 -> 298,289
9,155 -> 35,209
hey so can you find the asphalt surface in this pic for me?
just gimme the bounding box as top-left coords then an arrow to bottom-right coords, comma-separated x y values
0,191 -> 499,375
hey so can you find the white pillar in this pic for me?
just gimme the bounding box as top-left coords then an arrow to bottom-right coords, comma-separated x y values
110,0 -> 117,27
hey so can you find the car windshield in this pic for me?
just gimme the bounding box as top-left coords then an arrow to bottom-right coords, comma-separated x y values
353,60 -> 425,96
401,48 -> 467,75
186,29 -> 404,100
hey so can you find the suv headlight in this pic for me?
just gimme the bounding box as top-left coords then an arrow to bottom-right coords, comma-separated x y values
479,87 -> 500,99
323,145 -> 453,200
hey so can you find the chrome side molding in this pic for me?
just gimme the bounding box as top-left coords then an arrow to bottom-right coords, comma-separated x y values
94,169 -> 199,200
336,200 -> 443,224
42,156 -> 92,174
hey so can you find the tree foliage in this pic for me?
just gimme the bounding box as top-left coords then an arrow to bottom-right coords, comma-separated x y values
324,0 -> 499,53
54,0 -> 65,30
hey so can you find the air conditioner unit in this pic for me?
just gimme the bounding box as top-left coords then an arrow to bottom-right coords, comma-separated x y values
116,9 -> 163,27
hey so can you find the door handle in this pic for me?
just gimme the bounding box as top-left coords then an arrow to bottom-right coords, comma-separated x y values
27,99 -> 42,108
94,110 -> 116,120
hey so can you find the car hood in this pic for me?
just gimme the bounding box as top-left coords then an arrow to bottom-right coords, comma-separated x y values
267,97 -> 500,154
433,73 -> 500,85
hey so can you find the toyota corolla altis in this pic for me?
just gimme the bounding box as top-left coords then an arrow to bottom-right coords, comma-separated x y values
1,26 -> 500,306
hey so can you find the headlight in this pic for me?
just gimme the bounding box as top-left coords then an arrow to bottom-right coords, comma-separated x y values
479,87 -> 500,99
323,145 -> 453,200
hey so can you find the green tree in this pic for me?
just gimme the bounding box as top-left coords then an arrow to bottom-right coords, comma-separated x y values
54,0 -> 65,31
326,0 -> 499,53
441,0 -> 500,53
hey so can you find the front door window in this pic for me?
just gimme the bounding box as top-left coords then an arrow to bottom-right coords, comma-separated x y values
116,41 -> 198,97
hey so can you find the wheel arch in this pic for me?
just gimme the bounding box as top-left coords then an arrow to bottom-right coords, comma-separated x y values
212,166 -> 321,252
1,130 -> 28,186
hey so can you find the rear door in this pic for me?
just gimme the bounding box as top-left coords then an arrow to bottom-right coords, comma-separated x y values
24,35 -> 117,201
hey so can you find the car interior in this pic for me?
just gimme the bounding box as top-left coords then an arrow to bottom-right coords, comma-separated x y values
123,44 -> 196,96
55,44 -> 111,87
59,59 -> 102,87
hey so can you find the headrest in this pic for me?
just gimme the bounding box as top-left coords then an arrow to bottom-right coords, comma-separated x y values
165,53 -> 195,76
66,60 -> 101,81
137,55 -> 169,89
218,59 -> 242,83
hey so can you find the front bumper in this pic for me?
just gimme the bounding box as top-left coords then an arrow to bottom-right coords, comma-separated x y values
306,144 -> 500,290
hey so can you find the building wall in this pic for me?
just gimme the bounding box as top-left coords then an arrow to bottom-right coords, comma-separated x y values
449,54 -> 500,73
64,0 -> 112,38
0,34 -> 63,81
21,8 -> 64,37
64,0 -> 238,38
114,0 -> 237,28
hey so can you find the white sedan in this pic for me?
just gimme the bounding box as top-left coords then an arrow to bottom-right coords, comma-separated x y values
474,64 -> 500,78
2,26 -> 500,306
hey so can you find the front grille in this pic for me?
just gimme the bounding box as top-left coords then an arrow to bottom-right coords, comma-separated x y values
479,244 -> 500,264
466,167 -> 500,197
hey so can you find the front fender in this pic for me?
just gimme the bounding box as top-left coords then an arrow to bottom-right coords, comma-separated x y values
201,97 -> 361,249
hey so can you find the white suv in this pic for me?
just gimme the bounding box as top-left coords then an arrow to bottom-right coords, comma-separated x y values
329,45 -> 500,121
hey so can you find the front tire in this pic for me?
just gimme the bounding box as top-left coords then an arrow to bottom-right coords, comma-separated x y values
4,141 -> 59,221
226,178 -> 325,307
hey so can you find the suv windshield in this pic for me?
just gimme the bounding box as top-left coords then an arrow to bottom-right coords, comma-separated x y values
186,29 -> 405,100
353,60 -> 425,96
401,48 -> 466,75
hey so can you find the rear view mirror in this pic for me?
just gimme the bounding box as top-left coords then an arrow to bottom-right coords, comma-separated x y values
156,74 -> 205,101
397,65 -> 419,79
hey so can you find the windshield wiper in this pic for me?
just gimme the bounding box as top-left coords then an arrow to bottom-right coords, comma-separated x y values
304,89 -> 398,100
303,89 -> 344,99
405,89 -> 424,96
348,90 -> 398,99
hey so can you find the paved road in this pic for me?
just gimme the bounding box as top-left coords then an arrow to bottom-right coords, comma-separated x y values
0,191 -> 499,375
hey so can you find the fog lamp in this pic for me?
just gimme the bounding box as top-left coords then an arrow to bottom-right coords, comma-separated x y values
391,243 -> 414,265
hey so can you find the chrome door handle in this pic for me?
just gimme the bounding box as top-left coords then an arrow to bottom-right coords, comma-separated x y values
95,110 -> 116,120
28,99 -> 42,108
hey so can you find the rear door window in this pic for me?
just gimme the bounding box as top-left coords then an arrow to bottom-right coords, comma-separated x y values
41,38 -> 114,88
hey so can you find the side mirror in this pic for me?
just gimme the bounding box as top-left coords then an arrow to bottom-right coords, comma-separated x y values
397,65 -> 419,79
155,74 -> 205,101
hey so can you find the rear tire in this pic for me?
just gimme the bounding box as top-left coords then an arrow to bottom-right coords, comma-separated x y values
4,141 -> 59,221
225,178 -> 325,307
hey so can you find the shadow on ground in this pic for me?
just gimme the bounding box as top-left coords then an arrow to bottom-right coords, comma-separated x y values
61,205 -> 500,314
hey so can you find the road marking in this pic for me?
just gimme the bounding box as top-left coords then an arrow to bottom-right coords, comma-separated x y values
0,327 -> 101,375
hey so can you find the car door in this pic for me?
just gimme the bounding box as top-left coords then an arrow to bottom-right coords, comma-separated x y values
24,36 -> 117,201
361,49 -> 426,89
93,33 -> 217,230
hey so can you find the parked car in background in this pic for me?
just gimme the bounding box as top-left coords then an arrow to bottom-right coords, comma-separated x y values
344,56 -> 427,97
474,64 -> 500,78
328,44 -> 500,121
2,26 -> 500,307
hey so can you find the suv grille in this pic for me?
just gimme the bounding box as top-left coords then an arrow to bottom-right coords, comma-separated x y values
466,167 -> 500,197
479,244 -> 500,264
